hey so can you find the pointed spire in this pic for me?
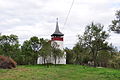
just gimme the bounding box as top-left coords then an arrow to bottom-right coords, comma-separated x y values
55,18 -> 60,33
51,18 -> 64,36
56,18 -> 58,29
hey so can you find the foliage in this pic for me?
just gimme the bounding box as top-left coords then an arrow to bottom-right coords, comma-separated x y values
0,34 -> 20,61
21,36 -> 42,65
71,22 -> 118,68
21,40 -> 33,65
51,41 -> 64,65
108,10 -> 120,68
0,34 -> 64,66
65,48 -> 74,64
108,52 -> 120,69
82,22 -> 111,66
39,39 -> 51,65
109,10 -> 120,33
73,35 -> 90,64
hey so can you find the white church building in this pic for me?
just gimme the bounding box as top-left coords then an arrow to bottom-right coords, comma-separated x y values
37,19 -> 66,64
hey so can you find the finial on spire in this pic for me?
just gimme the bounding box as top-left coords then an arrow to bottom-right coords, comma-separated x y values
56,18 -> 58,22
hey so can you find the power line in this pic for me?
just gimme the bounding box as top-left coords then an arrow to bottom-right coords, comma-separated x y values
64,0 -> 75,26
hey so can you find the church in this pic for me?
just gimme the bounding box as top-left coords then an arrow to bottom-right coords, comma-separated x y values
37,19 -> 66,64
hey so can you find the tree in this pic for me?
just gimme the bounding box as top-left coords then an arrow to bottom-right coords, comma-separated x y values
51,41 -> 63,65
109,10 -> 120,33
73,36 -> 85,64
21,36 -> 42,65
21,40 -> 33,65
39,39 -> 51,65
0,34 -> 20,59
30,36 -> 42,64
83,22 -> 110,67
109,10 -> 120,68
65,48 -> 74,64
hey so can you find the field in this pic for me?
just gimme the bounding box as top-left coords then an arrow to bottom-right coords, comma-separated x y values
0,65 -> 120,80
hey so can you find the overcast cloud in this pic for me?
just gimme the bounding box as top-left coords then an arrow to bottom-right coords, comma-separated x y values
0,0 -> 120,49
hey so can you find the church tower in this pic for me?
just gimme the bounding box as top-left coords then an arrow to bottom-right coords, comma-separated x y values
37,18 -> 66,64
51,18 -> 66,64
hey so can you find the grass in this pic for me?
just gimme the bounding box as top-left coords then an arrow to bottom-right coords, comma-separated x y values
0,64 -> 120,80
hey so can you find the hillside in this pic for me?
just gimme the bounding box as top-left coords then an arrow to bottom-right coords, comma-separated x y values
0,65 -> 120,80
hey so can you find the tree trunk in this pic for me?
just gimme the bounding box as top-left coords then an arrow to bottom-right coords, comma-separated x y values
55,57 -> 57,66
46,60 -> 49,68
93,54 -> 97,67
44,58 -> 45,64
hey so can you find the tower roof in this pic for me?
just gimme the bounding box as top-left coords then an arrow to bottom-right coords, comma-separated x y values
51,18 -> 64,36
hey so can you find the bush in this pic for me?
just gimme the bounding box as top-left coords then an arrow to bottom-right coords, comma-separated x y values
0,56 -> 17,69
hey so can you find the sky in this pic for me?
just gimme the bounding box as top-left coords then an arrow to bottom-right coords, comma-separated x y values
0,0 -> 120,49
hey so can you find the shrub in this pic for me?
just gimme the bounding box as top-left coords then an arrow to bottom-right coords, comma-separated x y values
0,56 -> 17,69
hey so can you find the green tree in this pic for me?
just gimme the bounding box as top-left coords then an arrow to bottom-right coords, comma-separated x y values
72,35 -> 91,65
51,41 -> 64,66
73,36 -> 84,64
21,36 -> 42,65
21,40 -> 33,65
0,34 -> 20,58
109,10 -> 120,68
39,39 -> 51,65
109,10 -> 120,33
83,22 -> 110,67
30,36 -> 42,64
65,48 -> 74,64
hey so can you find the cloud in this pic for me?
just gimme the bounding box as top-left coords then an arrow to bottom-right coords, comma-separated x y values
0,0 -> 120,49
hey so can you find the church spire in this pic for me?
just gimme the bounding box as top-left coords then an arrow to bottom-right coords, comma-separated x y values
55,18 -> 60,33
51,18 -> 64,36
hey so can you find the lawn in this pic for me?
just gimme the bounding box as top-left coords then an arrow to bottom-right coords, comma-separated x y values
0,65 -> 120,80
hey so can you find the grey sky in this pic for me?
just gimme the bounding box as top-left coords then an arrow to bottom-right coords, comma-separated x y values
0,0 -> 120,49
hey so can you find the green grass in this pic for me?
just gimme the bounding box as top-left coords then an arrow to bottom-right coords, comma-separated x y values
0,65 -> 120,80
